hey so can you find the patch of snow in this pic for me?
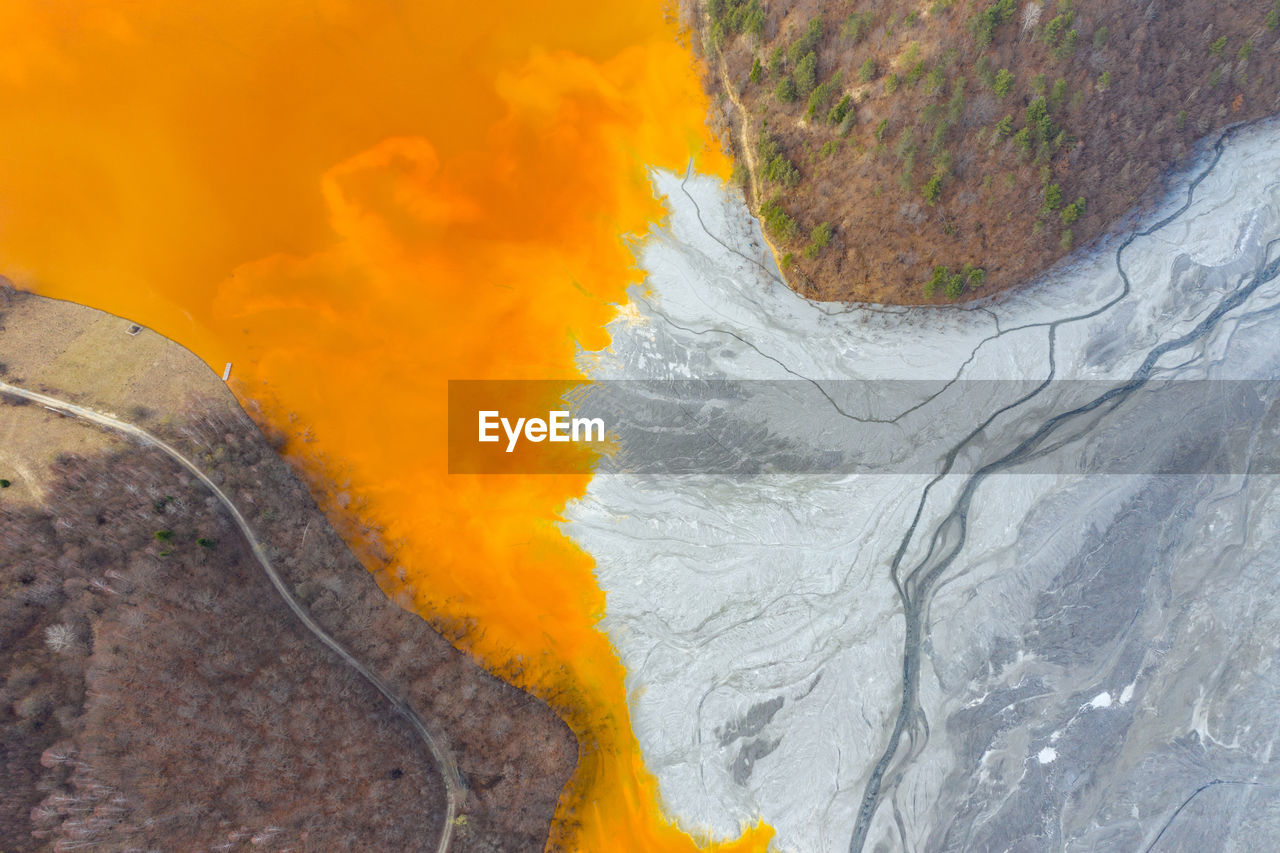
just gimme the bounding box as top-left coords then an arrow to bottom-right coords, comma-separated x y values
1088,691 -> 1113,710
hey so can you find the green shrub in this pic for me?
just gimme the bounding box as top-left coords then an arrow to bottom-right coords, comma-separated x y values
759,134 -> 802,186
1042,11 -> 1075,47
804,221 -> 834,258
926,67 -> 947,95
943,270 -> 965,299
1013,127 -> 1032,151
0,479 -> 10,488
964,265 -> 987,289
925,265 -> 947,297
1269,7 -> 1279,31
743,1 -> 765,37
930,121 -> 952,156
948,81 -> 967,122
789,17 -> 824,64
971,0 -> 1018,49
1026,96 -> 1055,143
1097,70 -> 1111,91
993,115 -> 1013,138
843,11 -> 875,43
1043,182 -> 1063,211
1056,29 -> 1079,59
749,56 -> 763,85
874,117 -> 889,140
933,147 -> 953,176
769,46 -> 786,77
819,139 -> 840,158
1060,196 -> 1086,224
885,72 -> 901,94
1049,78 -> 1068,109
974,55 -> 994,87
859,58 -> 877,83
1025,96 -> 1047,126
155,529 -> 174,541
992,68 -> 1014,97
1093,26 -> 1110,49
708,0 -> 766,47
806,71 -> 843,118
760,196 -> 800,242
1060,227 -> 1074,250
709,19 -> 730,48
923,172 -> 944,205
795,52 -> 818,97
828,93 -> 854,125
1239,41 -> 1254,61
898,151 -> 917,190
1031,73 -> 1046,95
776,76 -> 798,102
894,126 -> 918,159
1210,36 -> 1228,56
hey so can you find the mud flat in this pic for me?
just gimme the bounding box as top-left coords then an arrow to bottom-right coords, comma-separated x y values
566,118 -> 1280,851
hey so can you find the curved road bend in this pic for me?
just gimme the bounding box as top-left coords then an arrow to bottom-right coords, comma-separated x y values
0,380 -> 465,853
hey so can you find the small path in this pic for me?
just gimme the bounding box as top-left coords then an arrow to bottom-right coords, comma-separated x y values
711,35 -> 760,208
0,380 -> 465,853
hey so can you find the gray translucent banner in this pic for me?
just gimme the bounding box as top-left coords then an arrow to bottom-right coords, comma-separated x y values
447,379 -> 1280,475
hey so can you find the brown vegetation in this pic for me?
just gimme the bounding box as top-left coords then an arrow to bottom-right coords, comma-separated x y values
686,0 -> 1280,302
1,347 -> 576,850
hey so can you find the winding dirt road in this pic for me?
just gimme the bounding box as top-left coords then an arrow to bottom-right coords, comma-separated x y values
0,379 -> 465,853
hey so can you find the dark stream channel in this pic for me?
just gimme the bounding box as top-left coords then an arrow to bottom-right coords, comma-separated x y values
848,120 -> 1280,852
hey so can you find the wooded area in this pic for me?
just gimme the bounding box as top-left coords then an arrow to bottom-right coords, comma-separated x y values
1,388 -> 576,851
689,0 -> 1280,302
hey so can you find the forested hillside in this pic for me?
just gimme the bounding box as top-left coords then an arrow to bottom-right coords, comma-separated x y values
0,290 -> 577,853
686,0 -> 1280,301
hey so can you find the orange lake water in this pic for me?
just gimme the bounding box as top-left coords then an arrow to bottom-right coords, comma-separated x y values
0,1 -> 773,849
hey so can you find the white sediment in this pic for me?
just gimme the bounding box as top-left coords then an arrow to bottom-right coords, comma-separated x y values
564,119 -> 1280,851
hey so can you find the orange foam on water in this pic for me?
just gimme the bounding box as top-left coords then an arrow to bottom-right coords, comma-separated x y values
0,1 -> 774,850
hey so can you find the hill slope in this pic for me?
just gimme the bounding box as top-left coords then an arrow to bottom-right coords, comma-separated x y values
0,290 -> 577,852
686,0 -> 1280,302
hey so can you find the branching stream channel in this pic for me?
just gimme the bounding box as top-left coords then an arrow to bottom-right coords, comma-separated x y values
848,120 -> 1280,851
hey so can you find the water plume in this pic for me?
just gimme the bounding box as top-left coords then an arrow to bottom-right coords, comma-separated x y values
0,1 -> 772,848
